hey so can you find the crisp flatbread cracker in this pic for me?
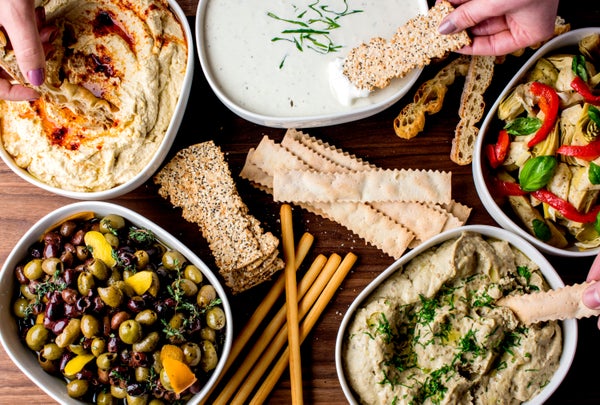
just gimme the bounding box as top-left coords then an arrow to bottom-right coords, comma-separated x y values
342,0 -> 471,91
272,169 -> 452,204
497,281 -> 600,324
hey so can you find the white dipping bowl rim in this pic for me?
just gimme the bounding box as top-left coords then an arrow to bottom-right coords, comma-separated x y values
0,0 -> 194,201
472,27 -> 600,257
0,201 -> 233,405
194,0 -> 426,129
335,224 -> 577,405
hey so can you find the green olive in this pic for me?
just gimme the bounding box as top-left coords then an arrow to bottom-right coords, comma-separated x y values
126,394 -> 149,405
200,327 -> 216,342
104,232 -> 120,249
107,268 -> 123,285
96,352 -> 118,370
68,343 -> 87,355
66,379 -> 88,398
98,285 -> 124,308
20,284 -> 36,300
119,319 -> 142,344
23,259 -> 43,280
111,385 -> 128,399
135,366 -> 151,382
173,278 -> 197,297
183,265 -> 203,284
113,280 -> 135,298
132,331 -> 159,353
76,245 -> 89,261
134,250 -> 150,269
148,400 -> 165,405
197,285 -> 217,307
25,324 -> 49,351
87,258 -> 109,281
96,391 -> 116,405
135,309 -> 158,326
37,352 -> 57,373
41,342 -> 63,361
159,368 -> 173,391
41,257 -> 63,276
200,340 -> 219,372
78,271 -> 95,296
80,314 -> 100,338
13,297 -> 30,318
206,307 -> 226,330
147,272 -> 160,297
90,337 -> 106,357
181,342 -> 202,367
99,214 -> 126,233
55,318 -> 81,348
162,250 -> 187,271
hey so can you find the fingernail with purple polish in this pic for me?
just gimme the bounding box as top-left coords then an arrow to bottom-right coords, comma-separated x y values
438,19 -> 456,35
28,69 -> 45,86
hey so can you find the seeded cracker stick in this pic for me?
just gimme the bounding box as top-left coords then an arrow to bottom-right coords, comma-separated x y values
342,0 -> 470,91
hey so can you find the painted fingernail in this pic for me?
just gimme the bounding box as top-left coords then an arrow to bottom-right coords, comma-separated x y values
28,68 -> 45,86
583,286 -> 600,309
438,19 -> 457,35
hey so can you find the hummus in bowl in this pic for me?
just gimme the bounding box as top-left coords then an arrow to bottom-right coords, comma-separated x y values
0,0 -> 193,199
336,225 -> 576,405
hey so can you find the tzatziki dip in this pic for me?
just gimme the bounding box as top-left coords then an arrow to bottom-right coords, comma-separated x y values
197,0 -> 427,126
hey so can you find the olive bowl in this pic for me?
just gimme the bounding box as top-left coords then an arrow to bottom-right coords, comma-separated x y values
0,0 -> 193,200
472,27 -> 600,257
336,225 -> 577,405
0,201 -> 233,404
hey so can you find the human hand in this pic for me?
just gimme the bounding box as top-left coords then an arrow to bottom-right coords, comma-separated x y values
583,254 -> 600,329
437,0 -> 559,56
0,1 -> 55,101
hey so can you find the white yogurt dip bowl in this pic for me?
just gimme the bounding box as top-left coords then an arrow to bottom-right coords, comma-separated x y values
195,0 -> 427,128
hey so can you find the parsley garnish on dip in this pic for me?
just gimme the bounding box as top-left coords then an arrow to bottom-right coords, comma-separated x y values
343,232 -> 561,404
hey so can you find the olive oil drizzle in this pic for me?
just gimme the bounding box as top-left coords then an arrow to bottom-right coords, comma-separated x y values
267,0 -> 363,67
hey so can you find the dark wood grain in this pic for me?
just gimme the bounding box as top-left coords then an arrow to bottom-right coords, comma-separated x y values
1,1 -> 600,404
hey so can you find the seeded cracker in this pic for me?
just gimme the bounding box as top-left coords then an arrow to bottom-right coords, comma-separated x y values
342,0 -> 470,91
154,141 -> 283,294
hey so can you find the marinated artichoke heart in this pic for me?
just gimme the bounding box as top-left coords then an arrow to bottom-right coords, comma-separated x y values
490,33 -> 600,250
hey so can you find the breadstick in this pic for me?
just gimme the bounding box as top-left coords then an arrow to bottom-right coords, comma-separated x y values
230,254 -> 343,404
250,253 -> 358,404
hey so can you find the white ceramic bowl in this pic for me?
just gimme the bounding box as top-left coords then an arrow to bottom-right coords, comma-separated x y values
336,225 -> 577,405
0,201 -> 233,404
472,27 -> 600,257
195,0 -> 426,128
0,0 -> 194,200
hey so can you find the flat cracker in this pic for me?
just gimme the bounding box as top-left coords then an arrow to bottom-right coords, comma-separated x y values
342,0 -> 471,91
497,281 -> 600,324
272,169 -> 452,204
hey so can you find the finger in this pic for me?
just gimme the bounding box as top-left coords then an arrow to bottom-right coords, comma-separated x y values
439,0 -> 505,34
583,282 -> 600,310
587,254 -> 600,282
0,78 -> 40,101
2,2 -> 46,86
468,16 -> 508,36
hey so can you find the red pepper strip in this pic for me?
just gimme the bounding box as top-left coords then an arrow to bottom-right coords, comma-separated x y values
486,129 -> 510,168
556,138 -> 600,161
531,189 -> 600,223
571,76 -> 600,105
527,82 -> 559,148
493,178 -> 528,196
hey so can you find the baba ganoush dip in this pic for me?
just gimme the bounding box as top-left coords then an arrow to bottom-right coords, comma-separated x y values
343,232 -> 562,404
0,0 -> 187,192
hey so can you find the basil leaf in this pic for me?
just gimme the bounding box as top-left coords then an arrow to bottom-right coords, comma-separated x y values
590,162 -> 600,185
505,117 -> 541,135
572,54 -> 589,81
595,212 -> 600,234
589,105 -> 600,127
518,155 -> 557,191
532,219 -> 551,241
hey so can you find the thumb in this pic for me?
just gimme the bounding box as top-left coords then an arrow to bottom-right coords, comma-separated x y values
438,1 -> 498,35
3,3 -> 46,86
582,281 -> 600,310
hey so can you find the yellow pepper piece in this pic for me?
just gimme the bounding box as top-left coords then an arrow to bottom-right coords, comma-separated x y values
125,270 -> 154,295
162,356 -> 197,395
160,344 -> 184,363
84,230 -> 116,268
64,353 -> 95,377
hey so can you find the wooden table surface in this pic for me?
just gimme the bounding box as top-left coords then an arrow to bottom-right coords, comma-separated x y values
1,1 -> 600,404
